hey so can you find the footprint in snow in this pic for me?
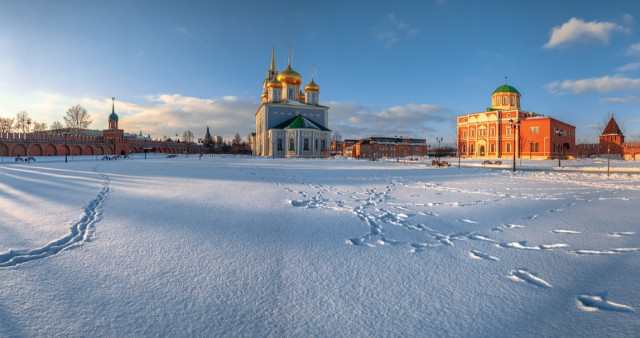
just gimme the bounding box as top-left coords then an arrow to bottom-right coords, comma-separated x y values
507,269 -> 552,288
609,232 -> 635,237
469,250 -> 499,261
577,294 -> 634,312
553,230 -> 581,234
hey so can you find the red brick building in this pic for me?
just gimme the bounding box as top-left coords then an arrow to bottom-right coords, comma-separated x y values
599,116 -> 640,160
337,137 -> 427,159
457,84 -> 575,159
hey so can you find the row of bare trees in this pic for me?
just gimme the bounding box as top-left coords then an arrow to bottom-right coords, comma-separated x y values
0,105 -> 92,135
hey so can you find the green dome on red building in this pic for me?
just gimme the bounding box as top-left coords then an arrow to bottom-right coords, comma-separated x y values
492,85 -> 520,94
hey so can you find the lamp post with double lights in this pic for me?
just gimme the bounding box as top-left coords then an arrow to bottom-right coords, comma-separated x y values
436,137 -> 443,164
26,119 -> 32,162
555,129 -> 564,167
607,142 -> 611,177
64,128 -> 70,163
509,119 -> 520,172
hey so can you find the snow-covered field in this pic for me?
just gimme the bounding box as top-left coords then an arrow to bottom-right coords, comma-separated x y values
1,155 -> 639,336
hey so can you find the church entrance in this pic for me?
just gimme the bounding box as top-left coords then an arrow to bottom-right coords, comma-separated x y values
479,145 -> 485,156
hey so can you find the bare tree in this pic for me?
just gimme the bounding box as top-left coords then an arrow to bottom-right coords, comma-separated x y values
182,130 -> 194,142
0,117 -> 14,133
64,104 -> 92,134
232,133 -> 243,147
331,131 -> 343,142
51,121 -> 64,131
15,111 -> 31,133
33,121 -> 48,132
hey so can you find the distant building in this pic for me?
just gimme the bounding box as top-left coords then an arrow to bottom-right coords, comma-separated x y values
599,116 -> 640,160
252,48 -> 331,158
457,84 -> 575,159
0,98 -> 196,157
339,137 -> 427,159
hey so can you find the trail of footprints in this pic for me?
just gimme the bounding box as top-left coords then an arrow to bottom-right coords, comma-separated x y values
282,173 -> 638,312
0,169 -> 110,268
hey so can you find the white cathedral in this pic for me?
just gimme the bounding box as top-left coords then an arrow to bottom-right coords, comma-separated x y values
252,48 -> 331,158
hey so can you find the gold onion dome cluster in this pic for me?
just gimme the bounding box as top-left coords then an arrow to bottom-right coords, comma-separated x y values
276,64 -> 302,86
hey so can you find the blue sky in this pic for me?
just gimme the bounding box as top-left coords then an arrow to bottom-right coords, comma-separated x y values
1,0 -> 639,144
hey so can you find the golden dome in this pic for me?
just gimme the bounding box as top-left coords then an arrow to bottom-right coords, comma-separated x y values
261,92 -> 268,100
276,63 -> 302,86
267,77 -> 282,89
304,78 -> 319,92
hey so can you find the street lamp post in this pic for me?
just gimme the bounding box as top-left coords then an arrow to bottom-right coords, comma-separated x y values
436,137 -> 443,164
529,141 -> 533,160
64,128 -> 69,163
607,143 -> 611,177
509,119 -> 520,172
555,129 -> 564,167
26,120 -> 32,163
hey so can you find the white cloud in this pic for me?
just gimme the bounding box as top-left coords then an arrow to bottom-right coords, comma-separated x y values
372,13 -> 418,48
616,62 -> 640,72
599,96 -> 640,104
328,101 -> 456,140
545,76 -> 640,94
544,17 -> 630,49
626,43 -> 640,55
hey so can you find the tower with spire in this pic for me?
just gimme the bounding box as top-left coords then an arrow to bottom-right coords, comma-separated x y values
103,97 -> 127,155
252,47 -> 330,158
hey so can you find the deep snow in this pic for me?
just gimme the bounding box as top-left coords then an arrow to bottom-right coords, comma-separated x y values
1,155 -> 639,336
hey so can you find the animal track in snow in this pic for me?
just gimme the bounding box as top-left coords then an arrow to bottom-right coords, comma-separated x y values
497,241 -> 568,251
609,232 -> 635,237
469,250 -> 499,261
577,294 -> 634,312
492,223 -> 524,232
508,269 -> 552,288
0,170 -> 110,268
553,230 -> 581,234
572,248 -> 640,255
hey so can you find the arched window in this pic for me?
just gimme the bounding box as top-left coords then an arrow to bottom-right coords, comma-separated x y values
470,144 -> 475,154
321,140 -> 326,150
503,97 -> 507,105
535,142 -> 539,152
289,138 -> 295,151
506,143 -> 511,153
511,96 -> 515,105
462,144 -> 466,153
304,138 -> 309,150
277,138 -> 283,151
490,143 -> 495,153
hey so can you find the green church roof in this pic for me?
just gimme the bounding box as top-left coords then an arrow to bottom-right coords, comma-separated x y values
109,112 -> 119,121
271,115 -> 331,131
493,85 -> 520,94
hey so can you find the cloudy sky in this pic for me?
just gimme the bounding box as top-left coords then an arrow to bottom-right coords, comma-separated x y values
1,0 -> 639,144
